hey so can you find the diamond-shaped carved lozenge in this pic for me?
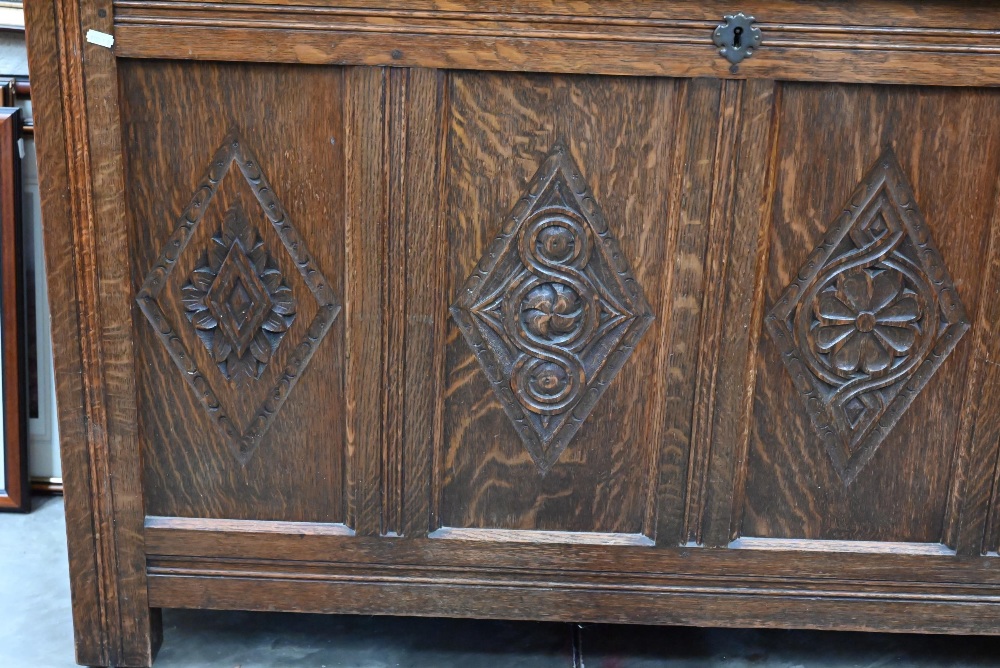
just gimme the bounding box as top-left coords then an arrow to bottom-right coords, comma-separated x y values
766,148 -> 969,484
182,202 -> 297,386
451,143 -> 654,474
137,131 -> 340,465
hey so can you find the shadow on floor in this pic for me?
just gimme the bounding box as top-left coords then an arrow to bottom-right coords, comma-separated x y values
576,623 -> 1000,667
157,609 -> 573,667
155,610 -> 1000,667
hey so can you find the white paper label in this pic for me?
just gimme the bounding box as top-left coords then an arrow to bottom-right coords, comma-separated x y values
85,29 -> 114,49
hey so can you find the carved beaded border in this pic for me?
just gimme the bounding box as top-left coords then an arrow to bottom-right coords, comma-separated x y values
136,130 -> 341,465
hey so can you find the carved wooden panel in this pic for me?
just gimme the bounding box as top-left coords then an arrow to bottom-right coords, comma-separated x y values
122,61 -> 352,522
451,143 -> 653,474
742,83 -> 1000,543
766,148 -> 969,484
137,131 -> 340,465
438,72 -> 688,534
27,1 -> 1000,659
182,203 -> 297,386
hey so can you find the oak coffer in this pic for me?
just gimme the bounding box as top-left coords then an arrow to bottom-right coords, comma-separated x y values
23,1 -> 1000,666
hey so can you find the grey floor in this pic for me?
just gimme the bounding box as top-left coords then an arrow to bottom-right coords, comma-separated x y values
5,497 -> 1000,667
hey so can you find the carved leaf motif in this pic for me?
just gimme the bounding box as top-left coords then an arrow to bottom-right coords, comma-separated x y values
450,142 -> 654,474
181,203 -> 295,385
135,130 -> 341,465
766,148 -> 970,484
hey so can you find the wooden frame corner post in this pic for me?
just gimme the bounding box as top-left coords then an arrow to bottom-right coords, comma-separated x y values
25,1 -> 159,666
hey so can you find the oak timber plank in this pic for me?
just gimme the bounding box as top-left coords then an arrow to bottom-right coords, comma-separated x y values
26,0 -> 159,665
344,66 -> 387,536
699,78 -> 777,547
400,68 -> 449,537
111,25 -> 1000,87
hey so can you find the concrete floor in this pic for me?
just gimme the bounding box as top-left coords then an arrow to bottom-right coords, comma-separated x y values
5,497 -> 1000,667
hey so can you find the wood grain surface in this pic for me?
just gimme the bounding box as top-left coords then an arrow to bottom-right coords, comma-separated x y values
26,0 -> 161,664
742,82 -> 1000,544
25,4 -> 108,662
120,60 -> 351,523
143,518 -> 1000,635
111,1 -> 1000,86
25,1 -> 1000,664
438,72 -> 679,536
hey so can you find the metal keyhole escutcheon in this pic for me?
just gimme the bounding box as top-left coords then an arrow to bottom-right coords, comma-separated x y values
713,13 -> 762,66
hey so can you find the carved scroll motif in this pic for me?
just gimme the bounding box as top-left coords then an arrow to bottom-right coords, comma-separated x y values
451,143 -> 654,474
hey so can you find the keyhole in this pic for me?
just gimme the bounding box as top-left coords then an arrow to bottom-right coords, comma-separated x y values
733,26 -> 744,49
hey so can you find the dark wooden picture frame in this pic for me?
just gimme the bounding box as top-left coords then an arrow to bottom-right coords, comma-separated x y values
0,106 -> 27,512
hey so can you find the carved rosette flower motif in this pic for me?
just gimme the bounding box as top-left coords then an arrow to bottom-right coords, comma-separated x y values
812,267 -> 923,379
182,204 -> 297,386
451,143 -> 654,474
766,148 -> 969,483
136,131 -> 340,464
